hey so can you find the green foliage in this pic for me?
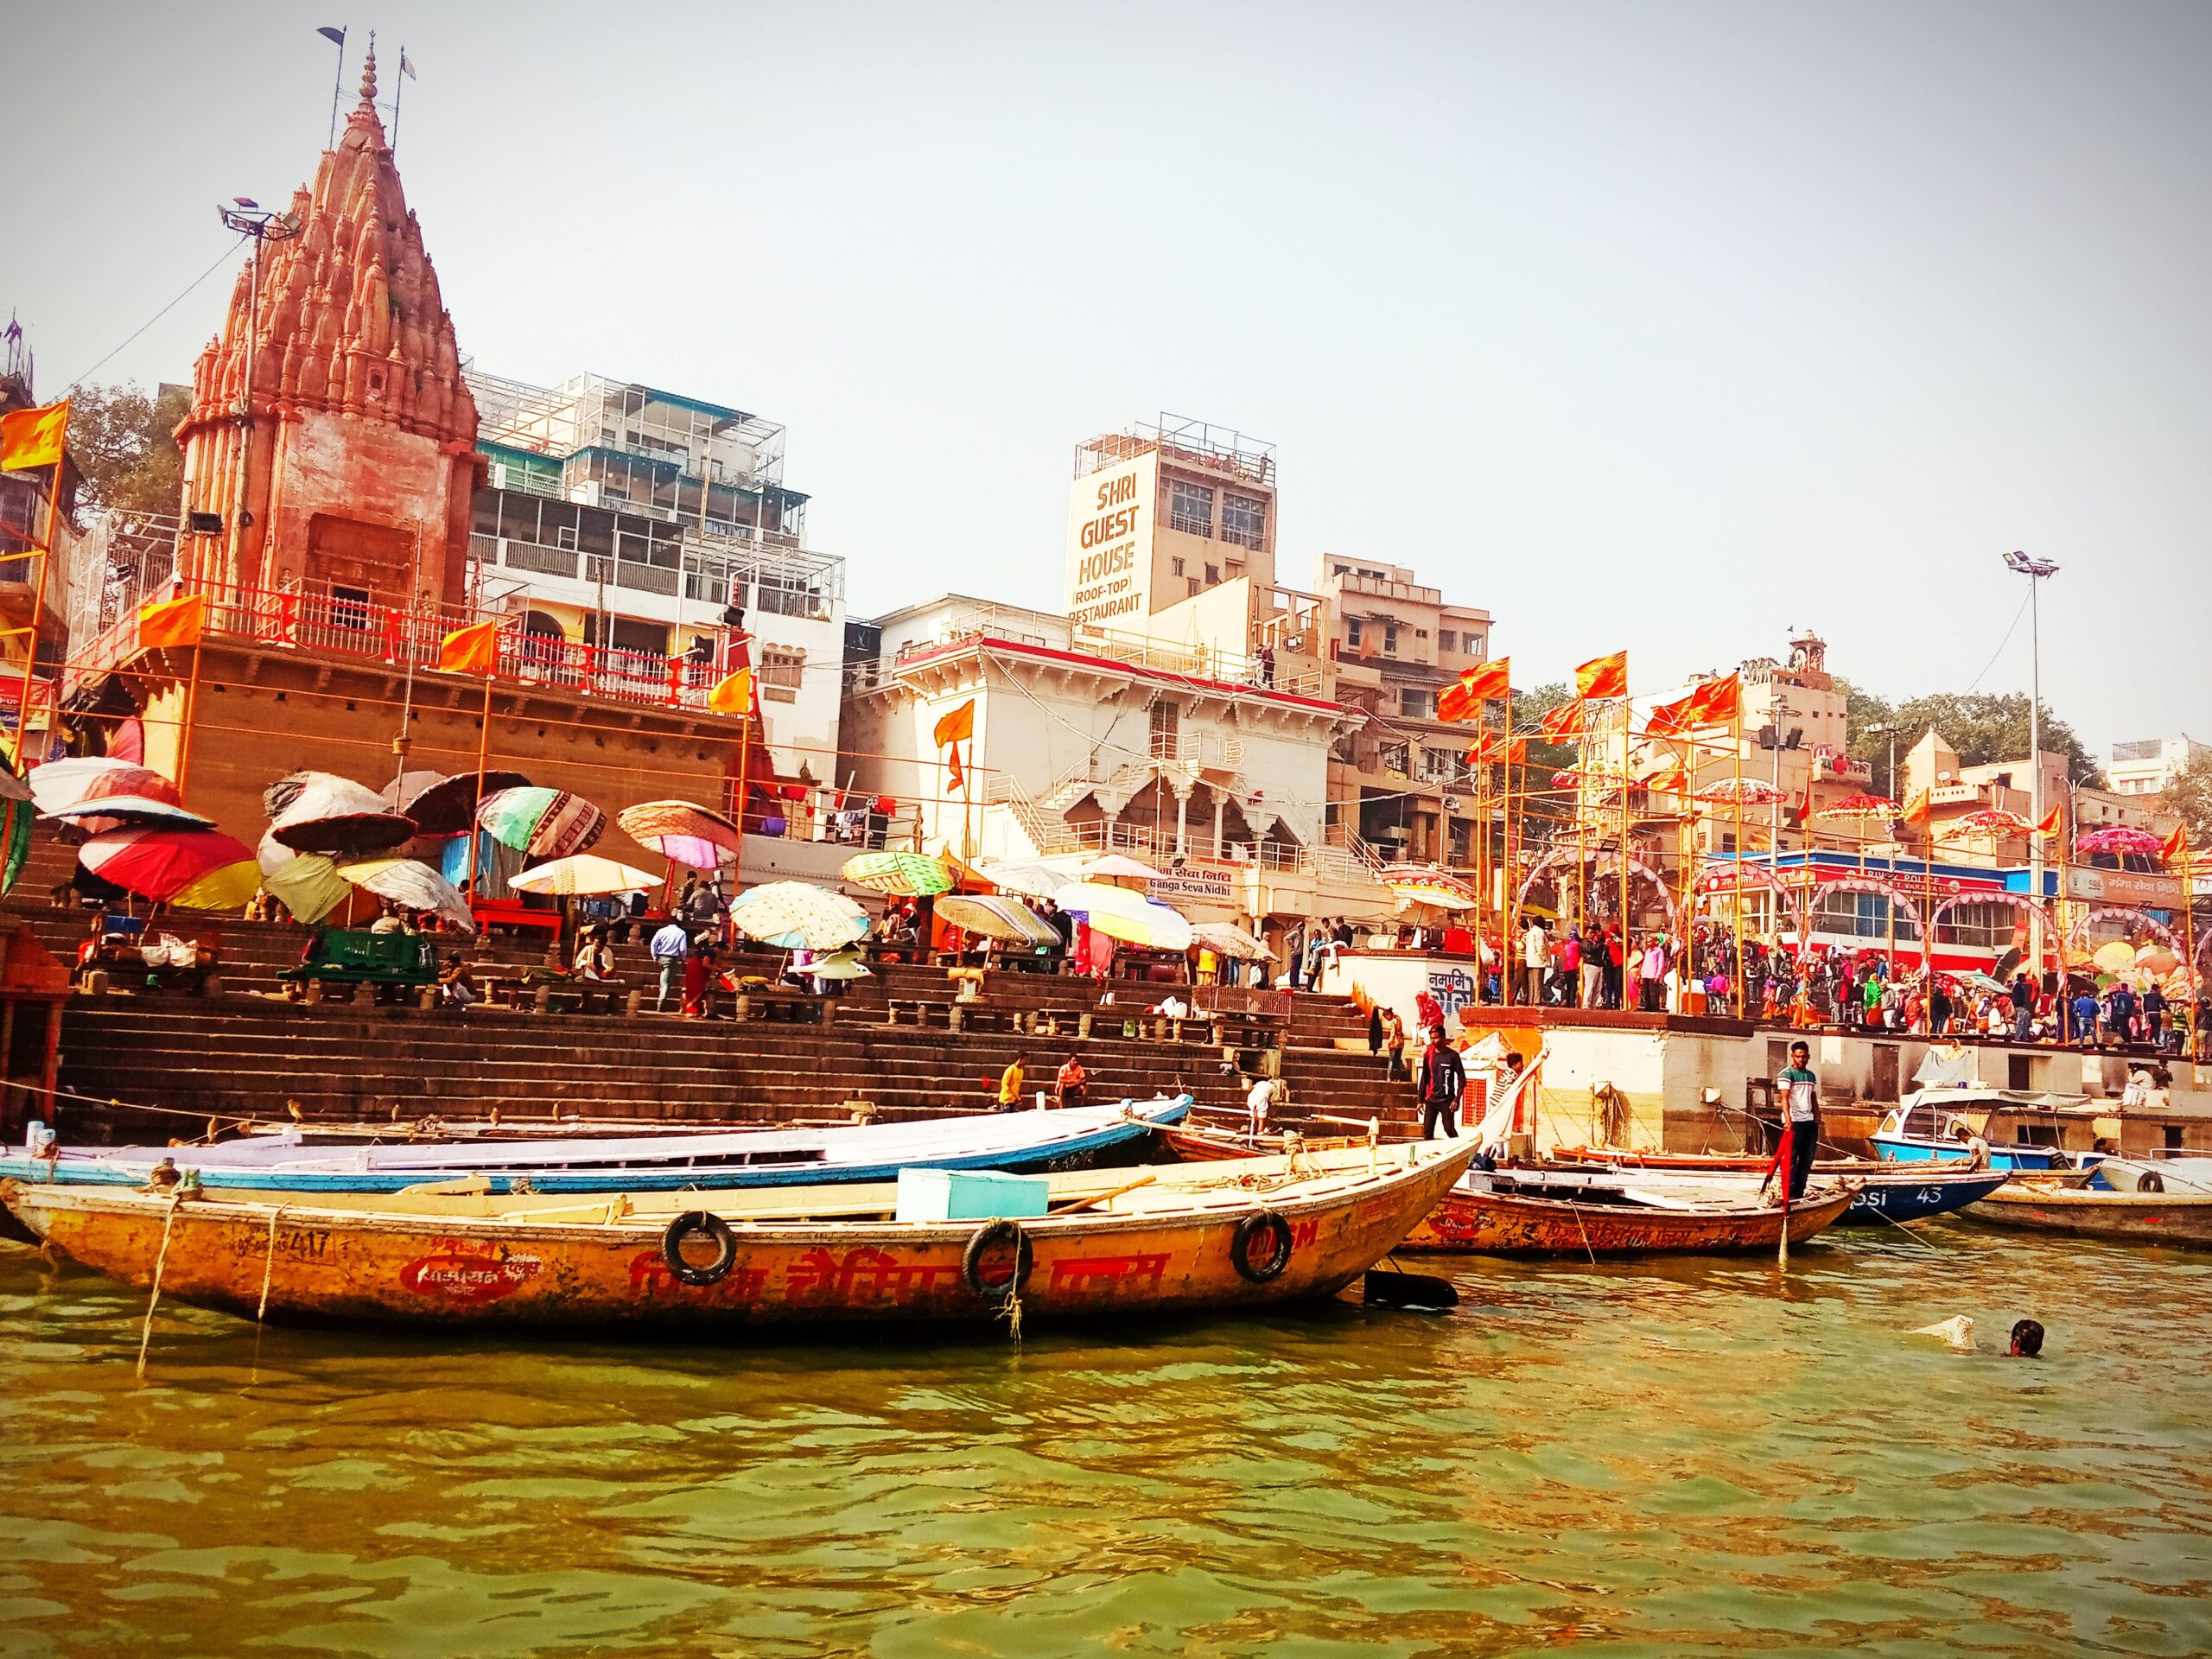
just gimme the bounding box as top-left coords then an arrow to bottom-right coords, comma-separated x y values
67,382 -> 188,514
2165,750 -> 2212,845
1837,680 -> 2101,791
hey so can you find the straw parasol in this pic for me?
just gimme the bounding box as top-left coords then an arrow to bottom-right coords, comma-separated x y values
935,893 -> 1060,945
618,799 -> 743,870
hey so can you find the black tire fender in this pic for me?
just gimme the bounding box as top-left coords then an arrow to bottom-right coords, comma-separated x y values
1231,1209 -> 1294,1284
962,1219 -> 1033,1302
663,1211 -> 737,1287
2138,1169 -> 2164,1194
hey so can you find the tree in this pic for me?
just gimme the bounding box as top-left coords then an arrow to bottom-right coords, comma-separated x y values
65,382 -> 188,515
2166,750 -> 2212,846
1840,682 -> 2101,790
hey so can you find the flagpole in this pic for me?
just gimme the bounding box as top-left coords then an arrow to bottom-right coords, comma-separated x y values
174,639 -> 206,804
9,451 -> 64,775
1503,690 -> 1516,1007
464,664 -> 493,904
390,45 -> 405,152
1732,702 -> 1745,1017
1620,691 -> 1633,983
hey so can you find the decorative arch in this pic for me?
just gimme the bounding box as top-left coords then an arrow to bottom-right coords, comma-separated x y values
1694,861 -> 1811,943
1928,889 -> 2047,933
1809,874 -> 1923,933
2063,906 -> 2177,950
1515,844 -> 1680,936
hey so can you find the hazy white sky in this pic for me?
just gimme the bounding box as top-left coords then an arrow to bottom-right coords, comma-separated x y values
8,2 -> 2207,754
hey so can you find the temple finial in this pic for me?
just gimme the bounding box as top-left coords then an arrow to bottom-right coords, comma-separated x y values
359,35 -> 378,105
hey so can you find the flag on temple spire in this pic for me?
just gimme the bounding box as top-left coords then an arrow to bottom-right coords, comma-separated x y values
1574,650 -> 1628,700
399,48 -> 416,79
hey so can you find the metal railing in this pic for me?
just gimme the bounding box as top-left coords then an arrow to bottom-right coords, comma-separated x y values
73,575 -> 733,711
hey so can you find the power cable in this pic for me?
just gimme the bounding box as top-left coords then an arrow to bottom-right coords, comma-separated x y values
61,237 -> 247,394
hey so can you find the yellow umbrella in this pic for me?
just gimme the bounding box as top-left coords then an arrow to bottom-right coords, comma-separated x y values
508,855 -> 664,897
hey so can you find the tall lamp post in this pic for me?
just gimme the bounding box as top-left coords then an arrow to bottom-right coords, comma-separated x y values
2004,550 -> 2061,985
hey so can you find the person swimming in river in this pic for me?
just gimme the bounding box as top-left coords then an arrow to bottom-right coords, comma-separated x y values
2008,1319 -> 2044,1358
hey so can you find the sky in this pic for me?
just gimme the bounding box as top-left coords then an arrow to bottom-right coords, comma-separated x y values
6,1 -> 2207,756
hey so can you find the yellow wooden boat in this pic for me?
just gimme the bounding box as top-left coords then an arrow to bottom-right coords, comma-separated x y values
0,1139 -> 1478,1332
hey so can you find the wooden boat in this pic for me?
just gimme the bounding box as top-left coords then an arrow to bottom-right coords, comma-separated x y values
1176,1128 -> 1994,1229
0,1096 -> 1190,1197
1964,1177 -> 2212,1249
1547,1147 -> 2010,1226
0,1138 -> 1480,1331
1401,1166 -> 1855,1255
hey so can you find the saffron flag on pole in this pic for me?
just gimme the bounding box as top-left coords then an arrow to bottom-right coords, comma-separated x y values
1903,788 -> 1931,826
1645,692 -> 1696,739
945,743 -> 966,793
1539,700 -> 1585,743
436,619 -> 499,675
1439,657 -> 1512,722
0,400 -> 67,474
933,698 -> 976,748
2035,804 -> 2063,838
136,593 -> 206,650
1574,650 -> 1628,700
2160,824 -> 2190,864
1688,671 -> 1741,725
708,667 -> 753,716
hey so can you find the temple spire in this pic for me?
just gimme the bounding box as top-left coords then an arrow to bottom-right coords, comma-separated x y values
359,37 -> 378,107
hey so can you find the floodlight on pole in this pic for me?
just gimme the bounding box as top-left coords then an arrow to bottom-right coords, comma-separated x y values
2004,550 -> 2061,982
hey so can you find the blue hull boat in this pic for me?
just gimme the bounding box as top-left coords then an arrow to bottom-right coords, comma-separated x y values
0,1096 -> 1191,1197
1868,1135 -> 2068,1173
1840,1166 -> 2012,1223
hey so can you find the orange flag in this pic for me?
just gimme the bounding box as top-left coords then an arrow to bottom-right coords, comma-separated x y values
136,592 -> 206,651
2160,823 -> 2190,864
437,619 -> 499,676
1645,761 -> 1688,794
1574,650 -> 1628,700
1462,657 -> 1510,701
0,400 -> 67,474
708,667 -> 753,716
1688,671 -> 1740,724
945,743 -> 966,793
1903,788 -> 1931,826
932,698 -> 976,748
1645,692 -> 1696,738
1539,700 -> 1585,742
1509,736 -> 1529,764
2035,804 -> 2063,838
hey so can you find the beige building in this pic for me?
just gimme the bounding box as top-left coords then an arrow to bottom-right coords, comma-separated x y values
2107,734 -> 2209,798
1309,557 -> 1496,868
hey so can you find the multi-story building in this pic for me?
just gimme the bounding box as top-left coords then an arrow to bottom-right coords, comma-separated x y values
0,321 -> 78,762
464,370 -> 846,779
842,591 -> 1386,928
2107,734 -> 2209,798
1310,557 -> 1494,868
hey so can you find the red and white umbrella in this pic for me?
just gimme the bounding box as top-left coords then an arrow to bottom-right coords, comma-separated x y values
1815,793 -> 1898,822
1938,809 -> 2034,839
1694,777 -> 1786,806
79,826 -> 259,909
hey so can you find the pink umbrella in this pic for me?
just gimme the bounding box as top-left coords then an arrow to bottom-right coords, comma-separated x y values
2075,826 -> 2162,857
1815,793 -> 1899,822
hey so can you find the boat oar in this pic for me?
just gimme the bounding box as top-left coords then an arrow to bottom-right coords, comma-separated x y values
1050,1174 -> 1157,1215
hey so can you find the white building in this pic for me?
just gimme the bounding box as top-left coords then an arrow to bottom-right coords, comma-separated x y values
2107,734 -> 2209,798
463,371 -> 846,779
842,594 -> 1390,925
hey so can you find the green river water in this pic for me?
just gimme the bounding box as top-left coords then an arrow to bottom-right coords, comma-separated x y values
1,1226 -> 2207,1657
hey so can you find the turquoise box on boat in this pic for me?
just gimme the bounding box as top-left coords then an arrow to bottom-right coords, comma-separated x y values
895,1169 -> 1051,1222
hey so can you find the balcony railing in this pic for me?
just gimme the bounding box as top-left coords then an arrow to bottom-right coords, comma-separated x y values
74,577 -> 734,713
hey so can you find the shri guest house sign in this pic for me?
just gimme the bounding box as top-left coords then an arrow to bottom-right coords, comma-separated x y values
1066,454 -> 1156,627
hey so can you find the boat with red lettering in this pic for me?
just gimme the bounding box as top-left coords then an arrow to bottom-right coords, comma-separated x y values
1401,1166 -> 1856,1255
1963,1174 -> 2212,1248
0,1136 -> 1479,1332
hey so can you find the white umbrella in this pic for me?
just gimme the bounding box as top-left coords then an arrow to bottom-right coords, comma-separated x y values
338,857 -> 476,932
727,881 -> 869,950
508,854 -> 664,897
28,757 -> 142,814
975,859 -> 1067,900
1191,921 -> 1271,961
1084,853 -> 1164,884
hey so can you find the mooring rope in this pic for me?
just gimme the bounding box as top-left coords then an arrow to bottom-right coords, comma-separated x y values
135,1192 -> 183,1381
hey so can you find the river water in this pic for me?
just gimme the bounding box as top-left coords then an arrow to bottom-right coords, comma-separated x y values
1,1225 -> 2207,1657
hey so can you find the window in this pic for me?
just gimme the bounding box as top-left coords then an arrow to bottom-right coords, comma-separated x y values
1222,492 -> 1266,549
1419,746 -> 1457,782
760,646 -> 804,702
1400,688 -> 1433,719
1383,623 -> 1400,654
1439,629 -> 1457,653
1935,901 -> 2018,951
1379,743 -> 1409,776
1170,556 -> 1185,577
1149,701 -> 1180,760
1205,563 -> 1220,584
1414,628 -> 1428,640
1187,578 -> 1201,597
331,584 -> 372,632
1346,620 -> 1363,648
1166,480 -> 1214,537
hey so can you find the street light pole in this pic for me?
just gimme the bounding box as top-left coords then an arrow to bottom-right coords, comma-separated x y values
2005,550 -> 2061,988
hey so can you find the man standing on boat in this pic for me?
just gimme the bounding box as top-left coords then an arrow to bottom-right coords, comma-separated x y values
1770,1040 -> 1821,1201
1416,1027 -> 1465,1139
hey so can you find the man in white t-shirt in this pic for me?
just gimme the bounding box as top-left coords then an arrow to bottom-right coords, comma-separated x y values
1767,1039 -> 1821,1201
1246,1075 -> 1279,1138
1522,919 -> 1548,1006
